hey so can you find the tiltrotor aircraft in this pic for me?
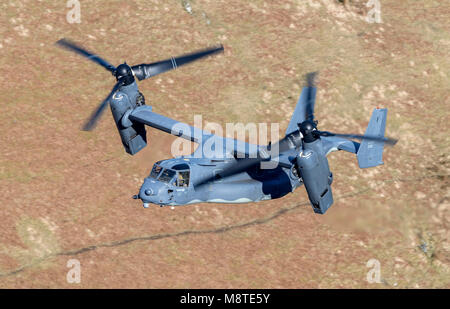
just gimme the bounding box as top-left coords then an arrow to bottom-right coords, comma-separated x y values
57,39 -> 397,214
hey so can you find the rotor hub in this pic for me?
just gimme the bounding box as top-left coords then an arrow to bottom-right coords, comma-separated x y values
298,120 -> 318,143
115,62 -> 135,85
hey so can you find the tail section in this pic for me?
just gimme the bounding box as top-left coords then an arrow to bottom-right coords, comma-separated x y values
357,108 -> 387,168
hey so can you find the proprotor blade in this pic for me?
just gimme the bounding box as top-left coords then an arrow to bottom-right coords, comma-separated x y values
316,131 -> 398,146
194,158 -> 262,189
131,45 -> 224,81
194,131 -> 302,188
56,38 -> 116,73
305,71 -> 318,121
82,80 -> 123,131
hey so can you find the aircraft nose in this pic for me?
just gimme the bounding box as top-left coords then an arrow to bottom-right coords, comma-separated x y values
138,179 -> 154,201
138,179 -> 170,207
144,188 -> 154,196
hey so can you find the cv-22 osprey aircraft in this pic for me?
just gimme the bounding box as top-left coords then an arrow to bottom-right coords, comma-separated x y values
57,39 -> 397,214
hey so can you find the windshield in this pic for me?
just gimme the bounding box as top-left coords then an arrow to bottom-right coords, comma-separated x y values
150,164 -> 162,179
159,169 -> 176,183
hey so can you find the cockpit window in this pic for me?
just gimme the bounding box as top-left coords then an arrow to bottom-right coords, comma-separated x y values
176,171 -> 190,187
172,163 -> 190,171
159,169 -> 176,183
150,164 -> 162,179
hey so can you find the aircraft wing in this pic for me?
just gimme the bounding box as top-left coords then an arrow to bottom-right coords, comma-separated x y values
129,105 -> 213,144
129,106 -> 261,159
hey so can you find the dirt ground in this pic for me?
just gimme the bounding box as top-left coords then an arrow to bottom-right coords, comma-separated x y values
0,0 -> 448,288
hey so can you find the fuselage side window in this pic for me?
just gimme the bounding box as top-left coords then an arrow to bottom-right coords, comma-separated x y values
176,171 -> 190,187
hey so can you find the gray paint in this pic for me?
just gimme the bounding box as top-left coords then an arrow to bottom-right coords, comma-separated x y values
108,83 -> 389,214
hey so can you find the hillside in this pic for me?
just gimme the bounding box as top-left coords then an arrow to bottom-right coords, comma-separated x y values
0,0 -> 448,288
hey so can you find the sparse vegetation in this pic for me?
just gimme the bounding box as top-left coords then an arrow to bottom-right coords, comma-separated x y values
0,0 -> 448,288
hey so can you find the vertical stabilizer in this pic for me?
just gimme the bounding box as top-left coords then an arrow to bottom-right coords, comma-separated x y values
357,108 -> 387,168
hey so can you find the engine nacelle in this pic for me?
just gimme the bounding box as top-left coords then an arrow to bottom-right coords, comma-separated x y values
296,146 -> 333,214
109,82 -> 147,155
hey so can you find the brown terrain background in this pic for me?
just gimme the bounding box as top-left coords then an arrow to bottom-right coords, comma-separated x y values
0,0 -> 448,288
